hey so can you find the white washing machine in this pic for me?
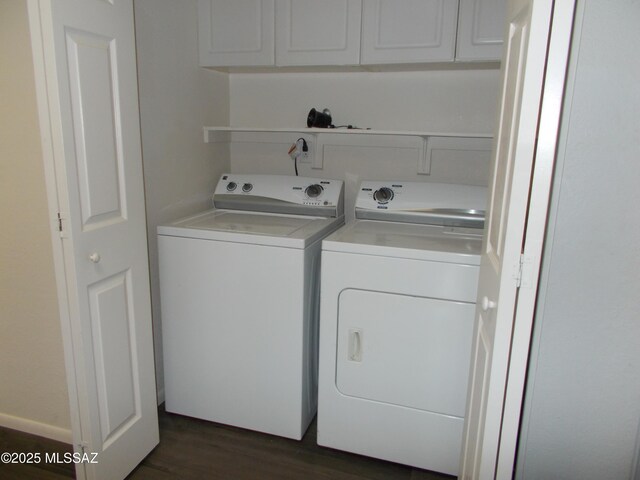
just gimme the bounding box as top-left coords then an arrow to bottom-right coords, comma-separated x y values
317,180 -> 487,476
158,173 -> 344,440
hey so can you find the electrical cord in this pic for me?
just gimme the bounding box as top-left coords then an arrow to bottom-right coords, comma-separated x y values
289,138 -> 308,176
331,125 -> 370,130
296,138 -> 308,176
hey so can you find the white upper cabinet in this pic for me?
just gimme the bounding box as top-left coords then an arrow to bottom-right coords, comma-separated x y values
198,0 -> 275,66
456,0 -> 506,61
197,0 -> 505,67
361,0 -> 459,64
275,0 -> 362,66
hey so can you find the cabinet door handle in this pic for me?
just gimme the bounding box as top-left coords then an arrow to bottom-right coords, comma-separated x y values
89,252 -> 101,264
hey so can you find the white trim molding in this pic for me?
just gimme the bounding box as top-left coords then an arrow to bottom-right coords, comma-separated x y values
0,412 -> 72,444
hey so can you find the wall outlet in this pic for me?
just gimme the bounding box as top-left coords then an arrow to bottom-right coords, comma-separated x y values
297,137 -> 313,164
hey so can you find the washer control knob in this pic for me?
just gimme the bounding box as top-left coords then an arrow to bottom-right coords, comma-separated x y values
242,183 -> 253,193
373,187 -> 394,204
226,181 -> 237,192
305,184 -> 324,198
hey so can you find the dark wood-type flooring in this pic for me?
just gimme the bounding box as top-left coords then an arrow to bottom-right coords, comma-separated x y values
0,406 -> 454,479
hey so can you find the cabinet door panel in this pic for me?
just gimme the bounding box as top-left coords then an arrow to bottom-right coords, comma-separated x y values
276,0 -> 362,66
456,0 -> 506,61
198,0 -> 275,66
361,0 -> 458,64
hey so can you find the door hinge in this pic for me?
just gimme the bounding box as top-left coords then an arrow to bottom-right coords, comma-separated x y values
514,254 -> 536,288
56,212 -> 67,238
76,442 -> 87,453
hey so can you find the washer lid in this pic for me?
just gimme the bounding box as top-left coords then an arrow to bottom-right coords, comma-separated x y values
322,219 -> 483,264
158,208 -> 344,249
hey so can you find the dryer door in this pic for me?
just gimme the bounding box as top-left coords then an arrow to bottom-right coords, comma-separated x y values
336,289 -> 475,418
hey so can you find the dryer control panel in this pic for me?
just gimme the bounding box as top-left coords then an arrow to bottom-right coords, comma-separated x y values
355,181 -> 487,228
213,173 -> 344,218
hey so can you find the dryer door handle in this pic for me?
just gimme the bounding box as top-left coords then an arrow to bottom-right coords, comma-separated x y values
348,329 -> 363,362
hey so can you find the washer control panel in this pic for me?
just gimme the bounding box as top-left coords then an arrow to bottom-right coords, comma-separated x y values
213,173 -> 344,217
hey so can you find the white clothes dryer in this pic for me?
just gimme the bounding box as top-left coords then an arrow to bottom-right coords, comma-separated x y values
158,173 -> 344,440
317,181 -> 486,475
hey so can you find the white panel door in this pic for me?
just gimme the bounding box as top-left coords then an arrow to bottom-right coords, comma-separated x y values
275,0 -> 362,66
459,0 -> 564,478
198,0 -> 275,66
30,0 -> 158,478
456,0 -> 507,61
361,0 -> 458,64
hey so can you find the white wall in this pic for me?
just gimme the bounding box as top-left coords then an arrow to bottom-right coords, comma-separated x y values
230,68 -> 500,133
0,0 -> 71,441
517,2 -> 640,478
228,69 -> 500,218
134,0 -> 230,403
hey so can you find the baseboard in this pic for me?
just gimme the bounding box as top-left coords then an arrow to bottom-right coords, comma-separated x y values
0,412 -> 72,444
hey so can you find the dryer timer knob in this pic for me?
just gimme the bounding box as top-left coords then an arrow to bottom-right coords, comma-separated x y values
373,187 -> 394,204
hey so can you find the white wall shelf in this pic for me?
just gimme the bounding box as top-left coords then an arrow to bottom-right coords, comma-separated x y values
204,126 -> 492,176
203,126 -> 492,143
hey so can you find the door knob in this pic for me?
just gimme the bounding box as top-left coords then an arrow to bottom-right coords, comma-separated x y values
89,252 -> 101,263
481,296 -> 496,311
